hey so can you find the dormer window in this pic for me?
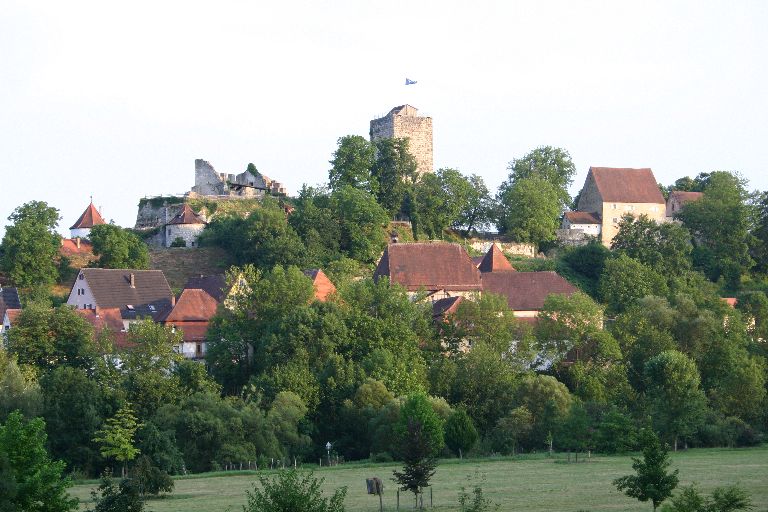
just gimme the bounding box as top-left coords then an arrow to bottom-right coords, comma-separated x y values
126,305 -> 135,311
148,305 -> 156,312
79,273 -> 84,280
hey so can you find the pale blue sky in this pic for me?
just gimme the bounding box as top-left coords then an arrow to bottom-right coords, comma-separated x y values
1,1 -> 766,237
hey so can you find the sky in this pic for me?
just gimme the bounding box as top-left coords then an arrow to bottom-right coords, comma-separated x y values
1,1 -> 767,237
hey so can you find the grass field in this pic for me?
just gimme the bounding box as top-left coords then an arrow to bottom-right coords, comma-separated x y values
70,447 -> 768,511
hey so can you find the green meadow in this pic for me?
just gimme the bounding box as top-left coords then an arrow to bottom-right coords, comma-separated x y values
71,446 -> 768,511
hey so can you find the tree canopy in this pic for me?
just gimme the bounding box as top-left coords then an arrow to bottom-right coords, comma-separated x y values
0,201 -> 61,289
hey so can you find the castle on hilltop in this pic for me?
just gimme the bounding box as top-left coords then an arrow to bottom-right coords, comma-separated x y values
190,159 -> 286,198
370,105 -> 433,174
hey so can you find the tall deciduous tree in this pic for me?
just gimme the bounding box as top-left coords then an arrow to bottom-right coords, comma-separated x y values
330,185 -> 389,263
0,411 -> 79,512
599,254 -> 669,315
504,146 -> 576,211
94,404 -> 143,478
328,135 -> 377,195
89,224 -> 150,270
676,171 -> 753,284
371,137 -> 418,217
444,408 -> 478,459
644,350 -> 707,450
496,177 -> 561,246
0,200 -> 61,289
611,214 -> 693,276
613,428 -> 679,511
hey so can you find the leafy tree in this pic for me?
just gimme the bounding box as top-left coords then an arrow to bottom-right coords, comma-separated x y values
122,321 -> 184,418
6,303 -> 98,372
599,254 -> 669,315
267,391 -> 312,459
735,290 -> 768,341
535,291 -> 607,365
289,186 -> 342,265
0,349 -> 42,420
0,200 -> 61,289
611,214 -> 693,276
613,428 -> 679,511
200,204 -> 306,268
41,366 -> 110,475
94,404 -> 143,477
371,137 -> 418,217
444,408 -> 478,459
557,401 -> 592,454
558,241 -> 611,297
644,351 -> 707,450
330,185 -> 389,263
169,236 -> 186,247
491,406 -> 533,455
89,224 -> 150,269
131,455 -> 174,497
660,484 -> 753,512
243,469 -> 347,512
457,471 -> 500,512
496,177 -> 561,246
454,174 -> 494,235
415,172 -> 453,239
594,408 -> 638,454
0,411 -> 79,512
504,146 -> 576,210
329,135 -> 377,195
86,471 -> 144,512
393,418 -> 439,509
676,171 -> 753,283
512,374 -> 573,450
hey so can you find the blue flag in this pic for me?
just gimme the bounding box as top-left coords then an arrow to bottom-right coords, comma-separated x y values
405,78 -> 418,85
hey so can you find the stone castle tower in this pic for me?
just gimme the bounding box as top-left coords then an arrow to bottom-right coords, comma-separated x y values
370,105 -> 433,174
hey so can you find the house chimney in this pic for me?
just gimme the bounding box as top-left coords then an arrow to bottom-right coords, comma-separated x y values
129,273 -> 135,288
76,237 -> 81,249
171,295 -> 176,307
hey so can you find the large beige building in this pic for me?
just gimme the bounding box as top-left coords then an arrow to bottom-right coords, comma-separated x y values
370,105 -> 433,174
572,167 -> 666,247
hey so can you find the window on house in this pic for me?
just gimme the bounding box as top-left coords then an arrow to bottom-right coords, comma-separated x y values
79,273 -> 84,280
612,217 -> 619,224
612,204 -> 617,209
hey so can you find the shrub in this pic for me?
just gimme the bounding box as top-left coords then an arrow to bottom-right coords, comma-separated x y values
170,237 -> 187,248
87,471 -> 144,512
243,469 -> 346,512
132,456 -> 174,497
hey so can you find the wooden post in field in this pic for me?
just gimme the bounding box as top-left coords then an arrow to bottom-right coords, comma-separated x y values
397,490 -> 399,510
430,487 -> 433,508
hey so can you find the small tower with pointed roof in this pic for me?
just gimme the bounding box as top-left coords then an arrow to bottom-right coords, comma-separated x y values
478,244 -> 516,273
165,204 -> 207,247
70,200 -> 106,239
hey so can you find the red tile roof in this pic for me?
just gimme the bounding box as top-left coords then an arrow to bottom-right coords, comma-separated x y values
564,211 -> 601,224
172,322 -> 209,342
478,244 -> 515,273
303,269 -> 337,302
163,289 -> 219,322
669,191 -> 703,204
4,308 -> 22,325
74,307 -> 130,349
70,202 -> 106,229
721,297 -> 737,308
482,271 -> 578,311
374,243 -> 482,292
60,238 -> 94,257
167,204 -> 206,225
589,167 -> 665,204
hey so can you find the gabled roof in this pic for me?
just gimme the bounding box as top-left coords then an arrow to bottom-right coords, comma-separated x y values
76,268 -> 173,321
75,307 -> 130,348
478,244 -> 515,273
0,287 -> 21,320
70,202 -> 106,229
589,167 -> 665,204
163,289 -> 219,323
668,191 -> 703,204
184,274 -> 226,302
167,204 -> 206,225
482,271 -> 578,311
432,296 -> 464,318
564,211 -> 601,225
374,243 -> 482,292
60,238 -> 94,257
4,308 -> 22,326
303,269 -> 337,302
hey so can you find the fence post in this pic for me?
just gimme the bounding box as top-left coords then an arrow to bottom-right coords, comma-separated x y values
430,486 -> 433,508
397,490 -> 399,510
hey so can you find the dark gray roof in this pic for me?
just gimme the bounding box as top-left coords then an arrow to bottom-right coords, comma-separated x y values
78,268 -> 173,321
0,287 -> 21,319
183,274 -> 226,302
